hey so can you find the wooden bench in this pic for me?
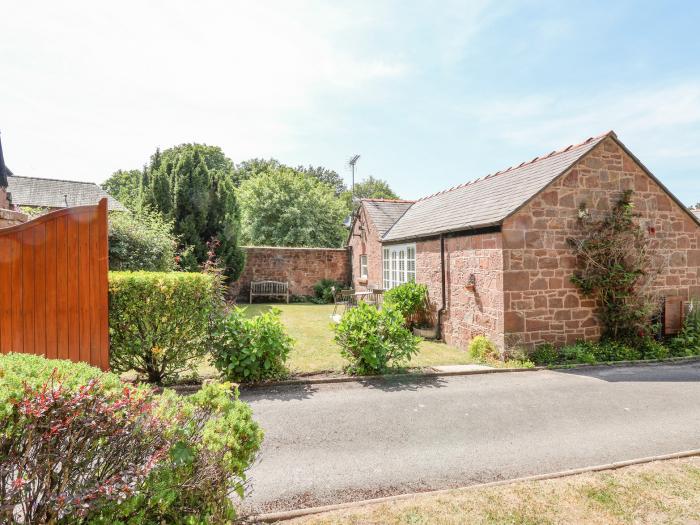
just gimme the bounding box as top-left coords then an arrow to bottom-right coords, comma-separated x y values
250,280 -> 289,304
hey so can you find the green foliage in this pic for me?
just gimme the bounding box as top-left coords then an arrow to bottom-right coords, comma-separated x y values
140,144 -> 245,279
212,307 -> 294,382
233,158 -> 346,196
348,175 -> 399,200
671,300 -> 700,355
0,353 -> 125,422
239,167 -> 349,248
93,382 -> 263,524
384,282 -> 429,327
468,335 -> 501,362
108,210 -> 177,271
101,168 -> 143,211
568,191 -> 659,342
313,279 -> 346,304
108,271 -> 217,384
530,343 -> 558,366
334,303 -> 420,375
0,355 -> 263,524
297,164 -> 347,196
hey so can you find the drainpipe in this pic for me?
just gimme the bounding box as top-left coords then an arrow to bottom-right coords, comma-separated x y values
436,233 -> 447,341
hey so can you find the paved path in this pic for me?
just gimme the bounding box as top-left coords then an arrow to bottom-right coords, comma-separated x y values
239,362 -> 700,514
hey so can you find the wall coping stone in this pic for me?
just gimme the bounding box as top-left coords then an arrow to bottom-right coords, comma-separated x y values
243,245 -> 348,252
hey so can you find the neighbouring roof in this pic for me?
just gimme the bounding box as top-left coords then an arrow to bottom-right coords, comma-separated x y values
6,175 -> 127,211
692,208 -> 700,220
383,133 -> 613,242
362,198 -> 414,237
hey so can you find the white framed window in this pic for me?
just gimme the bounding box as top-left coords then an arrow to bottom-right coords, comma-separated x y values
382,243 -> 416,289
360,255 -> 368,279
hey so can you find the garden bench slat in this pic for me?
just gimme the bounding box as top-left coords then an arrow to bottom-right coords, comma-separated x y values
250,280 -> 289,304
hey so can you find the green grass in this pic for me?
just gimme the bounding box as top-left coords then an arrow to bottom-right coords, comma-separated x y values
239,303 -> 476,374
289,457 -> 700,525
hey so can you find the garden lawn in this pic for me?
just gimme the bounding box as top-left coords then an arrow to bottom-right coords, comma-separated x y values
290,457 -> 700,525
242,303 -> 475,374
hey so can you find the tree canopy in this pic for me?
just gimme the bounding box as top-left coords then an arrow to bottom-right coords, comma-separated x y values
239,168 -> 349,248
351,176 -> 399,200
140,144 -> 244,279
101,169 -> 142,211
233,158 -> 347,196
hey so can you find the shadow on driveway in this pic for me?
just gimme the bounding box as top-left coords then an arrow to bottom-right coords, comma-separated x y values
555,360 -> 700,383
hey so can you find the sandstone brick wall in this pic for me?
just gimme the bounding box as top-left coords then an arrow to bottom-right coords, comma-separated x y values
230,246 -> 351,301
502,136 -> 700,348
416,232 -> 504,350
0,208 -> 28,228
348,206 -> 384,290
0,188 -> 8,210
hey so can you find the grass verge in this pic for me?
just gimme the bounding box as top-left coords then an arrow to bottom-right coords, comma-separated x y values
287,457 -> 700,524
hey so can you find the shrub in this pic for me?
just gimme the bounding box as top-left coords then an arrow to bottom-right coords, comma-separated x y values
108,210 -> 178,271
671,300 -> 700,356
212,307 -> 294,382
568,191 -> 660,343
109,271 -> 217,384
0,353 -> 125,422
468,335 -> 500,362
0,355 -> 263,525
335,303 -> 420,375
530,343 -> 559,366
313,279 -> 346,304
383,282 -> 430,327
1,375 -> 167,524
560,341 -> 597,364
93,382 -> 263,524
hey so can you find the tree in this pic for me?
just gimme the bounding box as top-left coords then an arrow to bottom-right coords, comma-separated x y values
297,165 -> 346,196
140,144 -> 245,279
239,168 -> 349,248
101,169 -> 142,211
352,176 -> 399,200
234,158 -> 346,195
232,158 -> 281,186
108,210 -> 177,271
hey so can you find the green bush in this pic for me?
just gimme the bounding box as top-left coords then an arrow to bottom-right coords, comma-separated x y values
212,307 -> 294,382
530,343 -> 558,366
109,271 -> 217,384
93,382 -> 263,524
383,281 -> 430,327
671,300 -> 700,356
108,210 -> 178,271
313,279 -> 347,304
468,335 -> 500,362
335,303 -> 420,375
0,355 -> 262,524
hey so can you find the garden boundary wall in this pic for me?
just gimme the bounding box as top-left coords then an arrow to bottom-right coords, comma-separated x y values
231,246 -> 351,301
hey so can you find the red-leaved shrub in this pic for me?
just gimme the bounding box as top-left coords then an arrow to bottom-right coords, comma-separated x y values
0,374 -> 167,524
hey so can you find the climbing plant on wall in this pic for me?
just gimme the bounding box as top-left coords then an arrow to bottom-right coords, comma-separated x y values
567,190 -> 661,343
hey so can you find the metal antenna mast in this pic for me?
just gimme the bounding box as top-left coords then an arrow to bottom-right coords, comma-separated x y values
348,154 -> 360,198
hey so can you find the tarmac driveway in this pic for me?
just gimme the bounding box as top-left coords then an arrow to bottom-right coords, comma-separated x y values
239,362 -> 700,514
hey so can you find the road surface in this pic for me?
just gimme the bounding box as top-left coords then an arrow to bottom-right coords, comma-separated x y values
239,362 -> 700,514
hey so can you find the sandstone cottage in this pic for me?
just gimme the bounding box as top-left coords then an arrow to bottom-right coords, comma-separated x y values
348,131 -> 700,351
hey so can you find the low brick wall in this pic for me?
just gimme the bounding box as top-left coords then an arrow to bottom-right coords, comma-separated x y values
0,208 -> 28,228
231,246 -> 351,301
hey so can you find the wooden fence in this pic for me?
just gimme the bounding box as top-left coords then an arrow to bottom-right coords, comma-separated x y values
0,199 -> 109,369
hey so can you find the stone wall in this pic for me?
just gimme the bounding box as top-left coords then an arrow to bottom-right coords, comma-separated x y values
416,232 -> 504,350
0,208 -> 28,228
502,136 -> 700,348
347,206 -> 384,289
0,187 -> 8,210
231,246 -> 351,301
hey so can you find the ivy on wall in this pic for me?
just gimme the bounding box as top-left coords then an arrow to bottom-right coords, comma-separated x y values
567,190 -> 661,343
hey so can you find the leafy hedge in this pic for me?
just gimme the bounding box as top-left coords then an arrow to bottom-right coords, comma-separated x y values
108,271 -> 217,384
335,303 -> 420,375
0,354 -> 263,524
212,307 -> 294,382
313,279 -> 346,304
108,210 -> 178,272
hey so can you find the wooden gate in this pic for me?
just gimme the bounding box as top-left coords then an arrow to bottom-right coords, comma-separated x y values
0,198 -> 109,370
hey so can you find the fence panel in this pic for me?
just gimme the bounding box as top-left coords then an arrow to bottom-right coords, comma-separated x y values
0,199 -> 109,369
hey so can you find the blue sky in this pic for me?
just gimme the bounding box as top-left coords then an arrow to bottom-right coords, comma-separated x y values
1,1 -> 699,205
